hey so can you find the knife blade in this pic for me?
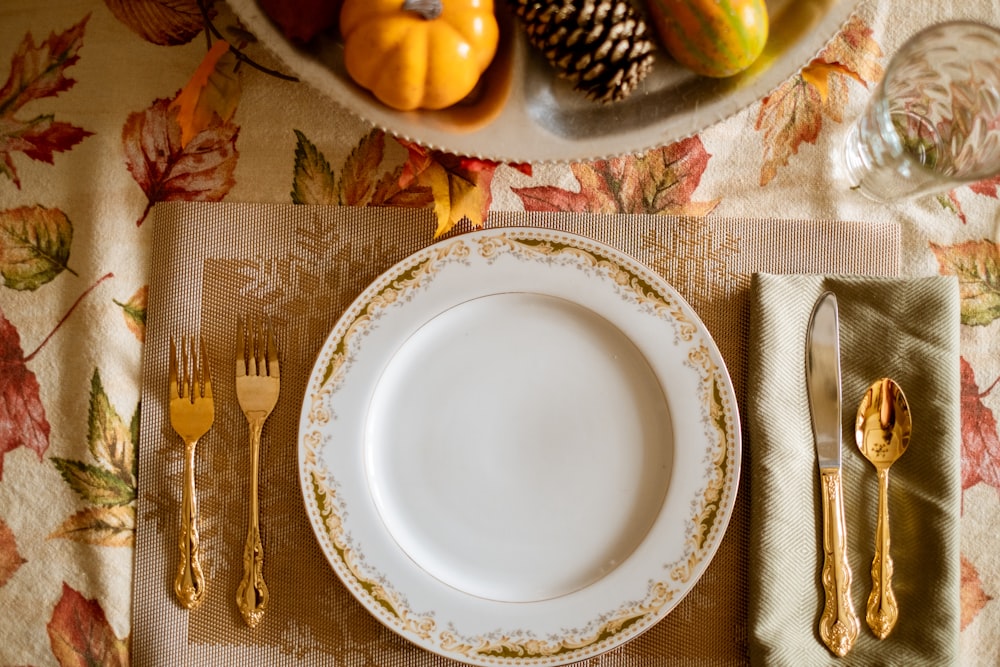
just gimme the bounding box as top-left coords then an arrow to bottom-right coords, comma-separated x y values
805,291 -> 859,657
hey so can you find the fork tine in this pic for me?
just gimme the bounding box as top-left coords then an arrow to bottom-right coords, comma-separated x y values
169,337 -> 180,399
236,316 -> 247,378
266,321 -> 279,379
180,335 -> 191,400
200,336 -> 213,399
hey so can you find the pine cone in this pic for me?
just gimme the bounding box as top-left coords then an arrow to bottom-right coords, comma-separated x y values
507,0 -> 655,103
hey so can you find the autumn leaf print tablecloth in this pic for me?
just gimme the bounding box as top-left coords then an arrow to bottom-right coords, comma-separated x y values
0,1 -> 999,666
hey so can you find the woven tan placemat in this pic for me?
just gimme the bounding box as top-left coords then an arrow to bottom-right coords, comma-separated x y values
133,202 -> 900,666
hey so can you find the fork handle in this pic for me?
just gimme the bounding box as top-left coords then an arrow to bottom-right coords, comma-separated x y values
237,417 -> 268,627
175,438 -> 205,609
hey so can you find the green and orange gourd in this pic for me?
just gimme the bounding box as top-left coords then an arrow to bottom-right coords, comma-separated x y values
644,0 -> 769,78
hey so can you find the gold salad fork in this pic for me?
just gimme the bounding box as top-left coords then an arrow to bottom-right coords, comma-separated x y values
169,335 -> 214,609
235,316 -> 280,627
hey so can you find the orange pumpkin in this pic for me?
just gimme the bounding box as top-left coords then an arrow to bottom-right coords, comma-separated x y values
340,0 -> 499,110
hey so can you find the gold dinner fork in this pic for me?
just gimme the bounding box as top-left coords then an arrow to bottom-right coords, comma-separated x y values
235,316 -> 280,627
169,335 -> 214,609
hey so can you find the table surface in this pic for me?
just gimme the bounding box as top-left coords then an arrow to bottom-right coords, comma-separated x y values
0,1 -> 998,665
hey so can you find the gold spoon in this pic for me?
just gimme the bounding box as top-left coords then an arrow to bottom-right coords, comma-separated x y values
854,377 -> 912,639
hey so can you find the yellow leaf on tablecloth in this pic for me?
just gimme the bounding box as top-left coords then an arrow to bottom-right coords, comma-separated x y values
800,60 -> 862,103
169,39 -> 240,148
115,285 -> 147,343
755,14 -> 883,186
48,505 -> 134,547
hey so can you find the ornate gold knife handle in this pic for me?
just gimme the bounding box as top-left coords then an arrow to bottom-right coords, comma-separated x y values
819,468 -> 859,657
175,437 -> 205,608
236,416 -> 268,627
867,467 -> 898,638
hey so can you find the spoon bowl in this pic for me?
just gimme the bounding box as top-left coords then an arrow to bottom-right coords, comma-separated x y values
855,377 -> 912,639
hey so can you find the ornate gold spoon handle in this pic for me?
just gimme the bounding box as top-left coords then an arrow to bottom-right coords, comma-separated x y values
819,468 -> 860,657
855,377 -> 911,640
236,415 -> 268,627
867,467 -> 898,638
175,437 -> 205,608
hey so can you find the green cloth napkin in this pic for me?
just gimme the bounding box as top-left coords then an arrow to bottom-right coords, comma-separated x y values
747,274 -> 961,666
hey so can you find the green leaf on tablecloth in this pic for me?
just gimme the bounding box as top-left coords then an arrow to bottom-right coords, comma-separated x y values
291,129 -> 338,205
86,369 -> 136,486
0,205 -> 75,291
755,14 -> 883,186
47,582 -> 129,666
931,240 -> 1000,326
513,137 -> 716,216
51,458 -> 135,506
0,517 -> 25,588
103,0 -> 206,46
114,284 -> 147,342
0,15 -> 94,189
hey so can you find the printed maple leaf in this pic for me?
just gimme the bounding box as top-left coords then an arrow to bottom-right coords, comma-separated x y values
104,0 -> 207,46
290,128 -> 435,209
122,95 -> 239,226
47,582 -> 128,667
0,15 -> 94,188
0,205 -> 77,291
0,306 -> 50,481
50,369 -> 137,547
961,554 -> 993,630
959,357 -> 1000,502
931,239 -> 1000,326
939,174 -> 1000,224
397,140 -> 531,237
114,284 -> 147,342
513,137 -> 717,216
0,516 -> 25,588
755,15 -> 883,186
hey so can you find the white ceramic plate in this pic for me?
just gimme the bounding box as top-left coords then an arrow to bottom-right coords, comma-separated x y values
299,228 -> 741,665
230,0 -> 858,162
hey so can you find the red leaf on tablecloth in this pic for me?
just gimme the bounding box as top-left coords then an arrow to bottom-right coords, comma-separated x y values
170,40 -> 240,148
103,0 -> 207,46
946,173 -> 1000,222
0,307 -> 50,481
931,239 -> 1000,326
47,583 -> 128,667
961,554 -> 993,630
959,357 -> 1000,501
0,15 -> 94,188
0,516 -> 26,588
755,15 -> 883,186
122,96 -> 239,226
514,137 -> 717,216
